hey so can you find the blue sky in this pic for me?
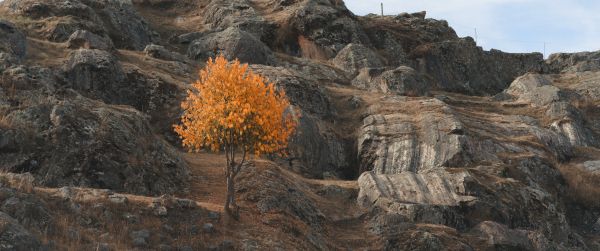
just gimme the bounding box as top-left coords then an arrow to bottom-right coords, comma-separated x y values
344,0 -> 600,58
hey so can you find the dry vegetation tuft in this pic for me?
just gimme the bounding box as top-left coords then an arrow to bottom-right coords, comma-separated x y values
559,164 -> 600,208
298,36 -> 329,61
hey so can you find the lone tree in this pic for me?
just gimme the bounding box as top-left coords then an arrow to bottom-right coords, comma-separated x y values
175,55 -> 298,214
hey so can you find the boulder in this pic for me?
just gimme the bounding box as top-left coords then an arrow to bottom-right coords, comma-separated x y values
470,221 -> 535,250
0,20 -> 27,71
545,102 -> 595,147
505,73 -> 563,107
187,27 -> 275,65
201,0 -> 276,43
0,212 -> 42,250
583,161 -> 600,174
352,66 -> 429,96
0,20 -> 26,60
286,0 -> 370,55
63,49 -> 126,103
332,43 -> 383,75
66,30 -> 114,51
144,44 -> 188,63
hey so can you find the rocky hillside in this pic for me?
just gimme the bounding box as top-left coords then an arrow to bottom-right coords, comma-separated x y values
0,0 -> 599,250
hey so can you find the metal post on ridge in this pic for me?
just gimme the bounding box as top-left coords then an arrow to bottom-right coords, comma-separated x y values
381,3 -> 384,17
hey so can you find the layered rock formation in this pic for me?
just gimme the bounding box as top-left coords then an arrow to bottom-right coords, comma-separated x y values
0,0 -> 599,249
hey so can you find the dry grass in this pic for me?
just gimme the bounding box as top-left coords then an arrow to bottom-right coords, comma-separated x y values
298,36 -> 329,61
559,164 -> 600,208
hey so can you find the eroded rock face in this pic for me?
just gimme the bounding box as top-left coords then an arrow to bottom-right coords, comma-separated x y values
506,73 -> 562,106
1,93 -> 188,195
0,20 -> 26,60
144,44 -> 188,63
187,27 -> 275,65
412,38 -> 543,95
0,20 -> 26,71
66,30 -> 114,51
63,49 -> 126,102
352,66 -> 429,96
201,0 -> 276,43
0,212 -> 42,250
359,98 -> 467,174
0,0 -> 156,50
250,64 -> 354,179
358,170 -> 476,208
282,0 -> 371,57
545,51 -> 600,73
332,43 -> 383,76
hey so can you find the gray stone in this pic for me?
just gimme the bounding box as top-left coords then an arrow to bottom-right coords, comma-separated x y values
144,44 -> 188,63
187,27 -> 275,65
154,205 -> 168,216
132,237 -> 147,247
413,37 -> 543,95
471,221 -> 534,250
545,50 -> 600,73
201,0 -> 276,42
583,161 -> 600,174
352,66 -> 429,96
63,49 -> 126,103
358,98 -> 467,174
67,30 -> 114,50
332,43 -> 383,75
357,170 -> 476,210
203,223 -> 215,233
207,211 -> 220,220
505,73 -> 562,107
130,229 -> 150,246
0,0 -> 156,49
593,218 -> 600,232
0,20 -> 26,61
108,194 -> 128,204
0,212 -> 42,250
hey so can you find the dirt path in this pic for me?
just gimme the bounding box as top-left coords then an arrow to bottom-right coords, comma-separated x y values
181,153 -> 228,207
182,152 -> 381,249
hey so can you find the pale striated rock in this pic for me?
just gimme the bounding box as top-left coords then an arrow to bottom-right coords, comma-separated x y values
506,73 -> 562,107
583,161 -> 600,174
332,43 -> 383,75
358,98 -> 467,174
357,170 -> 476,209
352,66 -> 429,96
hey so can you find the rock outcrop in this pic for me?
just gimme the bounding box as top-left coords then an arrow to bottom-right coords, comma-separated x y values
0,0 -> 156,50
0,0 -> 599,249
332,43 -> 383,76
187,27 -> 275,65
412,38 -> 543,95
0,20 -> 26,71
352,66 -> 429,96
66,30 -> 114,51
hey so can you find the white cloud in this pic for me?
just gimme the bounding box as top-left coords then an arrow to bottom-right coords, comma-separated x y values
344,0 -> 600,56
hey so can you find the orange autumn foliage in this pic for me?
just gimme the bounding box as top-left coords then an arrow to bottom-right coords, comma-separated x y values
174,55 -> 298,156
174,55 -> 298,215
